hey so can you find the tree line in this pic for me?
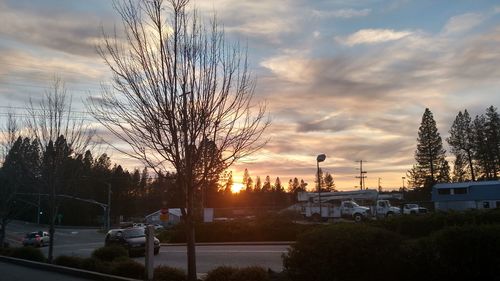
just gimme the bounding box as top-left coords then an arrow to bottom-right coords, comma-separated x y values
407,106 -> 500,199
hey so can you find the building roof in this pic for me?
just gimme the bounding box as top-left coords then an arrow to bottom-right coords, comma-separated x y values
433,181 -> 500,189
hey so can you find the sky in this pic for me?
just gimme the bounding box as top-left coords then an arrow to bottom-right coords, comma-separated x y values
1,0 -> 500,191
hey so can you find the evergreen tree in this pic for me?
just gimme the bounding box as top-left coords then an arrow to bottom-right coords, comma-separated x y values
254,176 -> 262,192
485,106 -> 500,179
472,114 -> 494,179
452,153 -> 469,182
447,110 -> 475,180
300,179 -> 308,191
410,108 -> 448,191
274,177 -> 283,192
242,169 -> 253,192
262,176 -> 271,192
224,171 -> 233,195
323,172 -> 336,191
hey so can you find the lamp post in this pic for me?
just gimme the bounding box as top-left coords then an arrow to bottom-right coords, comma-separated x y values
317,154 -> 326,220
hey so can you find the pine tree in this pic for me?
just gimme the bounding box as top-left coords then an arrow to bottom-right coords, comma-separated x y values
254,176 -> 262,192
410,108 -> 448,191
274,177 -> 283,192
472,114 -> 494,179
447,110 -> 475,180
262,176 -> 271,192
485,106 -> 500,179
323,172 -> 336,191
452,153 -> 469,182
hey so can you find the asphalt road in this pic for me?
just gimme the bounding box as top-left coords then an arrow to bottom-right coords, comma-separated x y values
0,261 -> 92,281
5,221 -> 290,274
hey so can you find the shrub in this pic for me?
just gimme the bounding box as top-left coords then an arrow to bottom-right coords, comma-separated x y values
283,223 -> 402,281
154,265 -> 186,281
111,259 -> 145,279
80,257 -> 110,274
54,255 -> 85,268
9,247 -> 46,262
230,266 -> 270,281
91,245 -> 128,262
204,266 -> 238,281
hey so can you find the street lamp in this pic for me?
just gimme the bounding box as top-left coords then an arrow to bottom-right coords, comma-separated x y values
317,154 -> 326,220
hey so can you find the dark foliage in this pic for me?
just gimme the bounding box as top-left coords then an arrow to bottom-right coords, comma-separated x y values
283,224 -> 402,281
8,246 -> 46,262
111,259 -> 145,279
154,265 -> 187,281
54,255 -> 85,268
91,245 -> 128,262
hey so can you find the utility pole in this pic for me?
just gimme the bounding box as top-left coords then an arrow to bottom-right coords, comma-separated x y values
355,160 -> 367,190
378,178 -> 382,192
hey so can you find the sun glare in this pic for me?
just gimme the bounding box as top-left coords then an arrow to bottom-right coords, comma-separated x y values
231,183 -> 244,193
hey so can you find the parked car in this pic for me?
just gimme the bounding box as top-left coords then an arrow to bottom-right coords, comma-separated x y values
22,231 -> 50,247
403,204 -> 428,215
105,227 -> 160,256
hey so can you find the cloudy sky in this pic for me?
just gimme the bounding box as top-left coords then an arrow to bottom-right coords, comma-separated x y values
1,0 -> 500,191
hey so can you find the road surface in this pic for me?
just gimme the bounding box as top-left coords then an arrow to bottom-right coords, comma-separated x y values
0,261 -> 92,281
5,220 -> 290,273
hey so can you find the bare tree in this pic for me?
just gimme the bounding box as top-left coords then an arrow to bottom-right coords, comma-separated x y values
26,78 -> 94,263
89,0 -> 269,279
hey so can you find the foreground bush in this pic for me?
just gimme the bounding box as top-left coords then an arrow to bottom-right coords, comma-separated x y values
80,257 -> 110,274
401,224 -> 500,280
230,266 -> 270,281
205,266 -> 270,281
54,255 -> 85,268
204,266 -> 238,281
154,265 -> 186,281
91,245 -> 128,262
370,209 -> 500,238
9,247 -> 46,262
111,259 -> 145,279
283,224 -> 402,281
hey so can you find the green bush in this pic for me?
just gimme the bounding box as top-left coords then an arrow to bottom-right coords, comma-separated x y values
54,255 -> 85,268
80,257 -> 110,274
283,223 -> 402,281
370,209 -> 500,238
9,247 -> 46,262
205,266 -> 270,281
230,266 -> 270,281
91,245 -> 128,262
204,266 -> 238,281
111,259 -> 145,279
154,265 -> 186,281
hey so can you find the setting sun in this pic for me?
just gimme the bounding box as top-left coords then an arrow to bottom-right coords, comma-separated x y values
231,183 -> 244,193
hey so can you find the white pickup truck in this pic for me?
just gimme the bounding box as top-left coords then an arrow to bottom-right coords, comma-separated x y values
373,200 -> 401,218
402,204 -> 428,215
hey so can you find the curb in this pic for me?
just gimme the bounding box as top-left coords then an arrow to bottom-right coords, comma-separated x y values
0,255 -> 140,281
160,241 -> 294,246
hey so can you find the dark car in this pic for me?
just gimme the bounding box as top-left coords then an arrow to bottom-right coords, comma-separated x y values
22,231 -> 50,247
105,227 -> 160,256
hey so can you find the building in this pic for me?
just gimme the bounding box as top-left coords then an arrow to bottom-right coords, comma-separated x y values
432,181 -> 500,211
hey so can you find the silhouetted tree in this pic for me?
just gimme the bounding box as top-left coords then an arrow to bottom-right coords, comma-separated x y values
447,110 -> 475,180
409,108 -> 448,196
90,1 -> 269,278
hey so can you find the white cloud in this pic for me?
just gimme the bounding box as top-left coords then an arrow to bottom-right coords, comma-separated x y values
313,8 -> 371,19
338,29 -> 413,46
442,13 -> 485,35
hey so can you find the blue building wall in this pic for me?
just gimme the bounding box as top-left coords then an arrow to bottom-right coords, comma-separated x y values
432,181 -> 500,211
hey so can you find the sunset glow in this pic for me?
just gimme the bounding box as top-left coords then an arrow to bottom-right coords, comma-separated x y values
231,183 -> 244,193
